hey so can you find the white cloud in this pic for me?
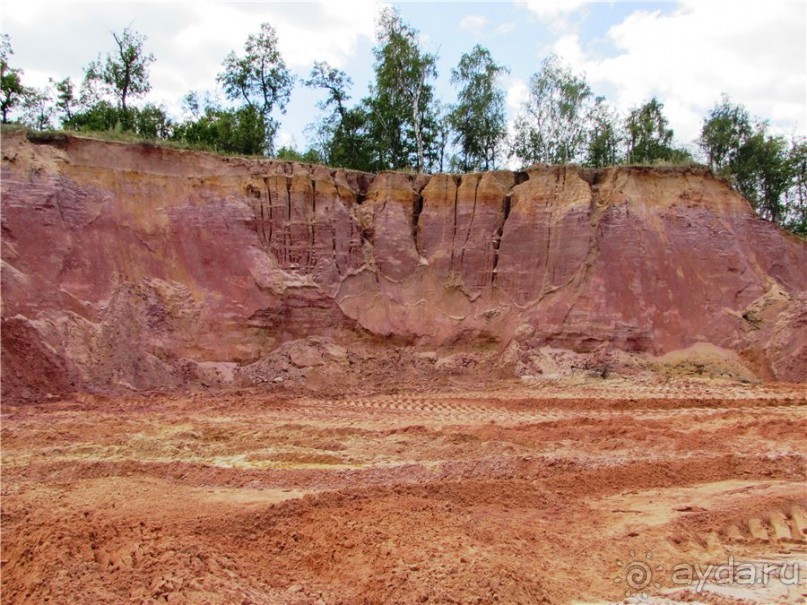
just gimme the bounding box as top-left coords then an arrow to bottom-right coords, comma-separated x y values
176,1 -> 380,71
553,1 -> 807,143
494,22 -> 517,35
522,0 -> 587,19
506,78 -> 530,112
520,0 -> 588,32
276,131 -> 296,150
459,14 -> 488,32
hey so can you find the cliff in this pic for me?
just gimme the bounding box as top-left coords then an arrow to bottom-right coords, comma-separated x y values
2,130 -> 805,399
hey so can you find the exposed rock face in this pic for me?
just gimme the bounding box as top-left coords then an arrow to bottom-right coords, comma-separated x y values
2,131 -> 805,399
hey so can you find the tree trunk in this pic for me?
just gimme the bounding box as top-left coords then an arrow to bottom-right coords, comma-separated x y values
412,68 -> 426,173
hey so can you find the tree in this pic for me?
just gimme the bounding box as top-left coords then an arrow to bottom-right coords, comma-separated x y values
448,44 -> 508,172
276,144 -> 324,164
432,102 -> 452,173
327,102 -> 377,171
171,92 -> 268,156
585,97 -> 622,168
1,34 -> 28,123
784,137 -> 807,235
306,61 -> 351,123
304,61 -> 353,165
624,97 -> 688,164
20,84 -> 55,130
368,7 -> 438,172
698,95 -> 803,231
53,77 -> 78,123
303,61 -> 382,171
733,131 -> 792,224
64,100 -> 123,132
133,103 -> 172,139
84,26 -> 155,113
699,95 -> 753,175
511,54 -> 593,165
217,22 -> 293,155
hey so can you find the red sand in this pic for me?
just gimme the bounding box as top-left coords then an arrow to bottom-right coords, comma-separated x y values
2,379 -> 805,604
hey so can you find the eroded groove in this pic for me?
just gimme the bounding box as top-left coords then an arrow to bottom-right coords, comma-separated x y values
412,194 -> 424,256
285,176 -> 292,221
459,176 -> 481,271
492,193 -> 512,285
449,175 -> 461,271
266,179 -> 274,246
285,176 -> 292,266
310,179 -> 317,268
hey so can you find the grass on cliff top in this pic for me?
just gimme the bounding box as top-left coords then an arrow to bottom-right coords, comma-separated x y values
3,124 -> 242,157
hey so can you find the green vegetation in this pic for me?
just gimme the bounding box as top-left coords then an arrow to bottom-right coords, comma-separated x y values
1,34 -> 27,123
83,26 -> 154,113
625,98 -> 691,164
449,44 -> 508,172
699,96 -> 806,234
1,19 -> 805,235
511,54 -> 594,165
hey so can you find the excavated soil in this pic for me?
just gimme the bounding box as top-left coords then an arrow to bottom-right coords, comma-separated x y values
1,378 -> 806,604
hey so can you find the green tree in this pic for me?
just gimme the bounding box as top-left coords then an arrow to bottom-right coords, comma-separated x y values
368,7 -> 438,172
276,145 -> 324,164
306,61 -> 351,123
733,131 -> 792,225
303,62 -> 378,170
172,93 -> 267,156
448,44 -> 508,172
304,61 -> 352,164
585,97 -> 622,167
624,97 -> 678,163
217,22 -> 293,155
511,54 -> 593,165
698,96 -> 804,232
133,103 -> 172,139
699,95 -> 753,175
432,102 -> 452,173
624,97 -> 692,164
84,26 -> 155,113
328,102 -> 377,171
20,84 -> 55,130
1,34 -> 28,123
784,138 -> 807,235
64,100 -> 124,132
53,77 -> 78,123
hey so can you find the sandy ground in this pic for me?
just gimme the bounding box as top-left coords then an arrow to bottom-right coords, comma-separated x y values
1,377 -> 806,604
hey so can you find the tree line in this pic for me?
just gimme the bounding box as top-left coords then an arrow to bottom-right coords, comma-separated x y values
1,8 -> 804,234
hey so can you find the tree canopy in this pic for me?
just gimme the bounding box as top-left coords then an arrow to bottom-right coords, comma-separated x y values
367,7 -> 438,172
83,26 -> 154,112
625,98 -> 686,164
1,34 -> 27,124
448,44 -> 508,172
217,23 -> 293,155
512,54 -> 593,165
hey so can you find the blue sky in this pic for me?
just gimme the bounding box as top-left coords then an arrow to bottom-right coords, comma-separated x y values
2,1 -> 805,158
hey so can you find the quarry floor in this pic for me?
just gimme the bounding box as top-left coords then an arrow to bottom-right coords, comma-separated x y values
1,378 -> 806,604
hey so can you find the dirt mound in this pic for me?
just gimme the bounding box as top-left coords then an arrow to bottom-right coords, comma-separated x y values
0,315 -> 75,401
650,342 -> 758,381
237,337 -> 350,385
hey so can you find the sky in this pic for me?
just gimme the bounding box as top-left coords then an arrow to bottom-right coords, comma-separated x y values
2,0 -> 805,158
